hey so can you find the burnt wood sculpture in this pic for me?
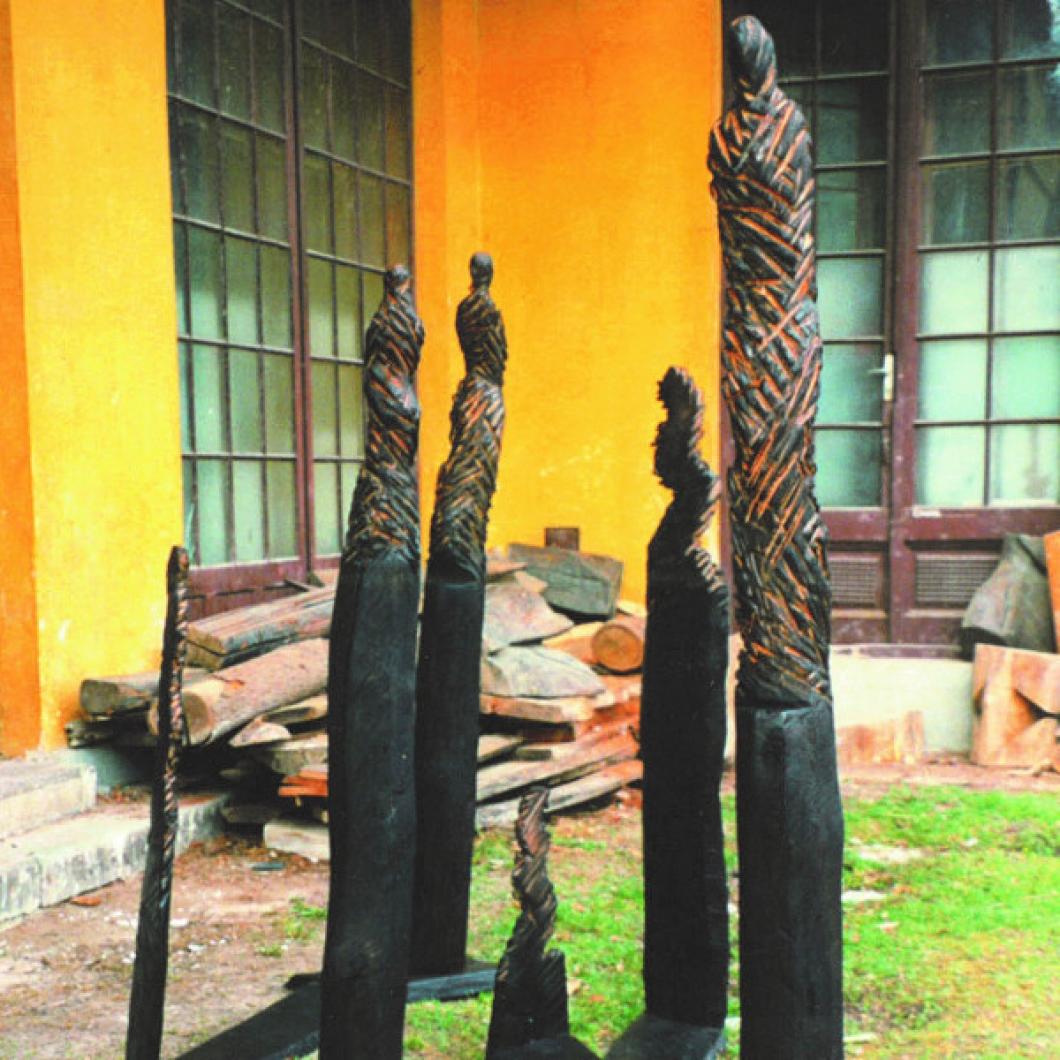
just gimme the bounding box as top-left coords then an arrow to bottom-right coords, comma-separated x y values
620,368 -> 728,1055
126,545 -> 190,1060
320,265 -> 423,1059
411,252 -> 507,976
486,788 -> 595,1060
708,15 -> 844,1058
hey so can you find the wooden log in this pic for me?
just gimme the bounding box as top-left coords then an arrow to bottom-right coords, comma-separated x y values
514,725 -> 637,761
508,543 -> 624,618
592,614 -> 647,674
476,760 -> 643,830
487,556 -> 527,581
482,646 -> 606,699
541,622 -> 602,666
836,711 -> 925,766
80,669 -> 207,717
481,692 -> 603,726
251,731 -> 329,775
479,734 -> 524,763
185,587 -> 334,670
483,584 -> 572,653
229,719 -> 292,749
148,638 -> 328,745
476,733 -> 636,803
261,694 -> 328,729
1045,530 -> 1060,653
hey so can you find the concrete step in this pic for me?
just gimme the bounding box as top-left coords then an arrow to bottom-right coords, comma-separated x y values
0,789 -> 231,922
0,755 -> 98,839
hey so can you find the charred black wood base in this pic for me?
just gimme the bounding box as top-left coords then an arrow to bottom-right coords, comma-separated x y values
606,1014 -> 725,1060
736,697 -> 844,1060
319,554 -> 419,1059
490,1037 -> 600,1059
410,564 -> 486,975
641,582 -> 729,1027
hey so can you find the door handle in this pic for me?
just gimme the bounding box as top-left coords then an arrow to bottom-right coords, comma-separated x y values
867,352 -> 895,403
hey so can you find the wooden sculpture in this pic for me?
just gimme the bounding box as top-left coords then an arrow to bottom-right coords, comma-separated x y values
708,15 -> 844,1058
126,546 -> 189,1060
320,265 -> 423,1059
639,368 -> 729,1049
486,788 -> 596,1060
411,252 -> 507,976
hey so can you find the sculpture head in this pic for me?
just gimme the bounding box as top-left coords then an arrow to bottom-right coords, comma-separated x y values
384,263 -> 411,296
470,252 -> 494,289
728,15 -> 777,98
654,367 -> 704,491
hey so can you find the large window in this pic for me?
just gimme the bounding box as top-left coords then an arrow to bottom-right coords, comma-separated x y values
167,0 -> 411,606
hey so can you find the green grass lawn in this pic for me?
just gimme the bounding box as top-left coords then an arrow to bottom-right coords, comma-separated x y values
295,783 -> 1060,1058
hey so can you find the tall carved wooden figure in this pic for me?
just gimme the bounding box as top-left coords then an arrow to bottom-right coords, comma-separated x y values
708,16 -> 844,1059
411,252 -> 507,975
320,265 -> 423,1059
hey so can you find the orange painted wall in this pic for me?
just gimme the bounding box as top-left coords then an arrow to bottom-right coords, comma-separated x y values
414,0 -> 724,602
3,0 -> 182,750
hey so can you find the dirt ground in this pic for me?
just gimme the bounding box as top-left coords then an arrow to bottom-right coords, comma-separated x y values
0,761 -> 1056,1059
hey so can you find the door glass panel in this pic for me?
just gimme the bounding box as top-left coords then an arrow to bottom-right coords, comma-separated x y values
815,430 -> 881,506
174,223 -> 188,333
818,169 -> 885,252
997,156 -> 1060,241
229,349 -> 263,452
356,0 -> 384,74
1000,0 -> 1060,59
340,462 -> 360,527
819,0 -> 887,73
356,71 -> 385,170
333,166 -> 358,260
360,176 -> 386,267
218,6 -> 252,121
226,237 -> 258,345
181,110 -> 220,224
919,250 -> 988,334
923,0 -> 992,64
221,124 -> 254,232
260,246 -> 292,347
818,257 -> 884,337
189,228 -> 224,339
916,426 -> 985,506
301,47 -> 328,152
333,72 -> 357,162
307,258 -> 335,357
386,184 -> 411,265
918,339 -> 987,420
254,21 -> 285,133
196,459 -> 230,565
992,337 -> 1060,419
362,269 -> 384,320
816,80 -> 887,164
312,362 -> 338,457
922,72 -> 991,156
192,345 -> 225,452
313,461 -> 340,554
998,66 -> 1060,152
303,155 -> 332,253
233,461 -> 265,561
335,264 -> 361,359
263,354 -> 294,453
179,344 -> 192,450
993,246 -> 1060,332
385,88 -> 410,178
178,0 -> 215,107
257,136 -> 288,240
267,461 -> 297,558
338,364 -> 364,457
819,345 -> 884,422
921,161 -> 989,245
762,0 -> 815,77
989,424 -> 1060,503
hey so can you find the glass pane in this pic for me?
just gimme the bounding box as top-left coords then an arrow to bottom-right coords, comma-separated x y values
817,168 -> 885,252
817,257 -> 883,338
301,47 -> 328,152
196,460 -> 230,565
266,460 -> 297,558
918,339 -> 987,420
177,0 -> 215,107
922,73 -> 991,156
260,245 -> 292,346
923,0 -> 992,64
233,461 -> 265,561
766,0 -> 814,77
229,349 -> 263,452
188,227 -> 223,339
356,0 -> 384,74
218,6 -> 251,121
313,461 -> 341,554
917,426 -> 985,505
820,0 -> 887,73
816,79 -> 887,164
998,66 -> 1060,152
919,250 -> 988,334
362,269 -> 384,322
1001,0 -> 1060,59
381,0 -> 411,82
308,258 -> 335,357
992,336 -> 1060,419
990,424 -> 1060,503
257,135 -> 289,241
335,264 -> 362,359
181,109 -> 219,224
221,124 -> 254,231
356,72 -> 385,170
819,345 -> 883,424
332,64 -> 356,161
994,246 -> 1060,332
303,154 -> 332,253
385,88 -> 410,179
178,343 -> 191,450
192,345 -> 225,452
340,462 -> 360,528
386,184 -> 411,266
312,361 -> 338,456
173,223 -> 188,333
301,0 -> 328,45
360,176 -> 386,267
327,0 -> 355,59
244,0 -> 283,20
263,353 -> 294,453
169,103 -> 185,216
333,165 -> 358,260
997,156 -> 1060,241
254,21 -> 285,133
338,364 -> 364,457
226,237 -> 258,345
921,161 -> 989,245
814,429 -> 881,506
182,458 -> 195,551
786,82 -> 812,124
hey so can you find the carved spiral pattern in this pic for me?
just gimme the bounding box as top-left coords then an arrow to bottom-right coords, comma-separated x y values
649,366 -> 725,598
344,266 -> 423,567
708,15 -> 832,711
429,253 -> 507,578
